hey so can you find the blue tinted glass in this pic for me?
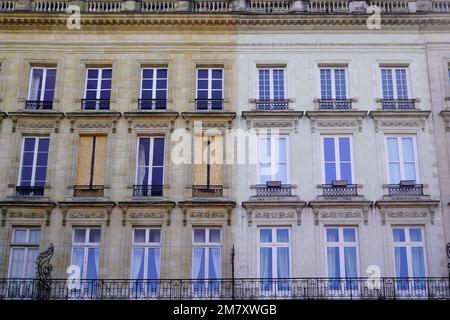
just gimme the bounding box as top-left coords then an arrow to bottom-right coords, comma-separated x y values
38,138 -> 49,152
102,69 -> 112,79
324,138 -> 335,161
402,138 -> 414,162
142,69 -> 153,78
387,138 -> 399,162
100,90 -> 111,100
260,247 -> 273,279
340,163 -> 352,183
20,167 -> 32,183
411,247 -> 425,277
86,248 -> 99,279
277,247 -> 289,278
334,69 -> 346,100
34,166 -> 47,182
211,69 -> 222,79
211,79 -> 222,90
343,228 -> 356,242
259,69 -> 270,100
139,138 -> 150,166
276,229 -> 289,242
320,69 -> 332,100
327,229 -> 339,242
131,248 -> 145,280
156,79 -> 167,90
339,138 -> 350,161
409,228 -> 422,242
260,229 -> 272,243
24,138 -> 35,152
344,247 -> 358,278
141,90 -> 152,99
86,80 -> 98,90
197,80 -> 208,90
87,69 -> 98,79
152,138 -> 165,166
22,153 -> 34,166
381,69 -> 394,100
85,90 -> 97,100
101,79 -> 111,90
393,228 -> 406,242
148,248 -> 160,279
36,153 -> 48,166
155,90 -> 167,100
45,70 -> 56,90
395,69 -> 408,99
394,247 -> 408,277
156,69 -> 167,78
327,247 -> 340,277
151,167 -> 164,187
325,163 -> 336,184
197,69 -> 208,78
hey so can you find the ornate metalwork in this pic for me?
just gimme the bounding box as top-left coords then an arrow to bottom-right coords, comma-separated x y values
133,185 -> 163,197
15,186 -> 45,197
388,184 -> 424,196
25,100 -> 53,110
446,242 -> 450,276
73,185 -> 104,198
322,184 -> 358,196
254,184 -> 292,197
35,243 -> 54,300
192,185 -> 223,198
195,99 -> 224,110
81,99 -> 111,110
255,99 -> 289,110
381,99 -> 415,110
319,99 -> 352,110
138,99 -> 167,110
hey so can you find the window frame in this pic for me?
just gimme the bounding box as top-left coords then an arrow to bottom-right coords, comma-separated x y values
8,228 -> 41,278
257,135 -> 290,184
71,227 -> 101,280
17,136 -> 50,187
139,67 -> 168,101
257,68 -> 286,101
191,227 -> 222,280
384,135 -> 420,184
320,135 -> 354,184
134,136 -> 166,187
84,68 -> 112,101
195,68 -> 224,101
257,227 -> 292,280
130,227 -> 162,281
27,67 -> 57,102
379,66 -> 412,100
319,67 -> 349,100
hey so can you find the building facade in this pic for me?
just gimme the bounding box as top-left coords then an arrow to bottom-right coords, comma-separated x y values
0,0 -> 449,299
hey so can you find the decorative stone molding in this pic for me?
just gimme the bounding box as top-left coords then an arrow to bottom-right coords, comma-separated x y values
181,112 -> 236,132
118,201 -> 176,226
306,110 -> 367,133
369,110 -> 430,133
59,201 -> 116,226
242,111 -> 303,133
309,201 -> 372,226
66,112 -> 122,133
375,200 -> 439,225
439,110 -> 450,132
0,201 -> 56,227
124,111 -> 178,133
179,201 -> 235,226
242,201 -> 306,226
8,112 -> 64,133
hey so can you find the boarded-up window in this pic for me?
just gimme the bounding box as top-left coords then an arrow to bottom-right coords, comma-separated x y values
193,135 -> 223,186
75,135 -> 107,186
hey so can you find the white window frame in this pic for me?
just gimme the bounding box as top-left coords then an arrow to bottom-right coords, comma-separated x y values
139,67 -> 168,100
134,137 -> 165,186
130,228 -> 162,280
257,227 -> 292,280
320,136 -> 354,184
384,135 -> 420,184
84,68 -> 112,100
257,135 -> 290,184
195,68 -> 224,100
391,226 -> 428,278
17,137 -> 49,187
191,228 -> 222,280
27,67 -> 56,101
319,67 -> 349,99
324,227 -> 360,278
8,228 -> 40,278
257,68 -> 287,100
379,66 -> 412,100
71,228 -> 101,280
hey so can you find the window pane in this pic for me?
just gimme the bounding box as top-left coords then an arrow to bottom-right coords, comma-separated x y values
149,229 -> 161,243
208,247 -> 221,279
10,248 -> 25,278
29,230 -> 40,244
334,69 -> 347,100
276,138 -> 286,163
25,248 -> 39,278
276,229 -> 289,243
402,138 -> 415,162
344,247 -> 358,278
260,229 -> 272,243
393,228 -> 406,242
148,248 -> 160,280
381,69 -> 394,100
389,163 -> 401,184
274,163 -> 287,184
13,230 -> 27,243
152,138 -> 165,167
404,163 -> 416,181
71,248 -> 85,279
339,138 -> 351,162
394,247 -> 408,278
258,69 -> 270,100
24,138 -> 36,152
87,69 -> 98,79
325,163 -> 336,184
324,138 -> 335,162
102,69 -> 112,79
74,229 -> 86,243
209,229 -> 221,243
343,228 -> 356,242
320,69 -> 332,100
134,229 -> 146,243
327,247 -> 340,278
193,248 -> 205,279
194,229 -> 206,243
411,247 -> 426,277
260,247 -> 273,278
89,229 -> 101,243
340,163 -> 352,183
277,247 -> 289,278
131,248 -> 145,280
86,248 -> 99,279
395,69 -> 408,99
387,138 -> 399,162
409,228 -> 422,242
326,228 -> 339,242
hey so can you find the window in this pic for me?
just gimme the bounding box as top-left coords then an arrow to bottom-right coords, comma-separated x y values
386,136 -> 418,184
258,136 -> 288,184
17,137 -> 49,196
192,228 -> 221,294
196,68 -> 223,110
9,228 -> 40,278
27,67 -> 56,109
135,137 -> 165,196
325,227 -> 359,290
322,137 -> 353,184
257,68 -> 287,109
381,67 -> 412,109
320,68 -> 348,100
83,68 -> 112,110
140,68 -> 167,110
392,227 -> 427,290
258,228 -> 290,292
131,228 -> 161,294
74,135 -> 107,196
71,228 -> 101,280
193,135 -> 223,196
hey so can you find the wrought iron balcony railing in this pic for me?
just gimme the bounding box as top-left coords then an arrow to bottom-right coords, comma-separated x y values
133,185 -> 163,197
192,185 -> 223,198
138,99 -> 167,110
254,184 -> 292,197
381,99 -> 415,110
81,99 -> 111,110
322,184 -> 358,197
254,99 -> 289,110
15,186 -> 44,197
388,183 -> 424,197
319,99 -> 352,110
73,185 -> 104,198
1,278 -> 449,300
25,100 -> 53,110
195,99 -> 224,110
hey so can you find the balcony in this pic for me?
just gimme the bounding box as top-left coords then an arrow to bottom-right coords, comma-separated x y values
25,100 -> 53,110
1,278 -> 448,300
255,181 -> 292,197
322,181 -> 358,197
133,185 -> 163,197
254,99 -> 289,110
138,99 -> 167,110
195,99 -> 224,111
73,185 -> 104,198
381,99 -> 415,110
81,99 -> 110,110
388,181 -> 424,197
319,99 -> 352,110
15,186 -> 44,197
192,185 -> 223,198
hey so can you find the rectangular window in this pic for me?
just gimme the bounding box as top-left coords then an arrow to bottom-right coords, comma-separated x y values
392,227 -> 427,291
192,228 -> 221,294
258,136 -> 288,184
131,228 -> 161,294
9,228 -> 40,278
258,68 -> 285,101
140,68 -> 167,110
325,227 -> 359,291
386,136 -> 418,184
193,135 -> 223,195
17,137 -> 49,196
196,68 -> 223,110
28,67 -> 56,103
320,68 -> 347,100
258,228 -> 290,292
83,68 -> 112,110
71,228 -> 101,280
322,136 -> 353,184
135,137 -> 165,197
380,67 -> 413,109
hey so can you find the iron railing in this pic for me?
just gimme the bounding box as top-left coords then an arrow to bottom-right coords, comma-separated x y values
254,99 -> 289,110
381,99 -> 415,110
25,100 -> 53,110
133,185 -> 163,197
254,184 -> 292,197
0,278 -> 449,300
138,99 -> 167,110
319,99 -> 352,110
195,99 -> 224,110
81,99 -> 111,110
73,185 -> 104,198
322,184 -> 358,197
15,186 -> 45,197
388,184 -> 424,196
192,185 -> 223,198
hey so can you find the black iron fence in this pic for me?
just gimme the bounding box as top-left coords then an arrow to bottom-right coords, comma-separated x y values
0,278 -> 449,300
192,185 -> 223,198
25,100 -> 53,110
319,99 -> 352,110
15,186 -> 45,197
254,184 -> 292,197
81,99 -> 111,110
133,185 -> 163,197
254,99 -> 289,110
322,184 -> 358,197
381,99 -> 415,110
73,185 -> 104,198
138,99 -> 167,110
195,99 -> 224,110
388,184 -> 424,196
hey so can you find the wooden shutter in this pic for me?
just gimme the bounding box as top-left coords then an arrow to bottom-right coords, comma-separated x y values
75,135 -> 107,186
